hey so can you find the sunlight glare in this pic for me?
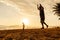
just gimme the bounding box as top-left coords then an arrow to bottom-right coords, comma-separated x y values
22,18 -> 29,25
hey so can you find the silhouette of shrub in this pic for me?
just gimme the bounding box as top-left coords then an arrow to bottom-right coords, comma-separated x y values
57,27 -> 60,28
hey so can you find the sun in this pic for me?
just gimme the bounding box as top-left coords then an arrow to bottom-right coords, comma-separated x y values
22,18 -> 29,25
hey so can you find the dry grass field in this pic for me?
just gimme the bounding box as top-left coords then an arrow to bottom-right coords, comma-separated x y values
0,27 -> 60,40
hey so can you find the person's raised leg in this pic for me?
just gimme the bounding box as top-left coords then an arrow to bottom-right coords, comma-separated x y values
44,22 -> 48,28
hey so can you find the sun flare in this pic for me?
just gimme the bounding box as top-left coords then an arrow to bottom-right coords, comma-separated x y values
22,18 -> 29,25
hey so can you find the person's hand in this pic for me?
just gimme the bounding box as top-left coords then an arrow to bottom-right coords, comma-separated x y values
37,4 -> 39,7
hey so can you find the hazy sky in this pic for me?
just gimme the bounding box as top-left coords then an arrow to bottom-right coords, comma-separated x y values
0,0 -> 60,29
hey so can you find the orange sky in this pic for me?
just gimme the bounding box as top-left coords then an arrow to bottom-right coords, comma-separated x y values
0,0 -> 60,29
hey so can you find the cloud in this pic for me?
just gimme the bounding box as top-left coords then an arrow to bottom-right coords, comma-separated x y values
0,0 -> 21,14
0,2 -> 18,17
9,0 -> 39,15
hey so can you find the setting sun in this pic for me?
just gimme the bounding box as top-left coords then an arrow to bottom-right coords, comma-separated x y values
22,18 -> 29,25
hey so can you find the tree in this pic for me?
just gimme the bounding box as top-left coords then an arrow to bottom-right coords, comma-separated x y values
53,3 -> 60,20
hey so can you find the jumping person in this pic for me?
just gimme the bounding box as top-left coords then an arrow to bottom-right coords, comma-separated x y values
37,4 -> 48,29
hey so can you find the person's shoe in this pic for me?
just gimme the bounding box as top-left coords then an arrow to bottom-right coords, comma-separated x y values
41,27 -> 44,29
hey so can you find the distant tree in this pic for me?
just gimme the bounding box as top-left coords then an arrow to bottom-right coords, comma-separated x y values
53,3 -> 60,20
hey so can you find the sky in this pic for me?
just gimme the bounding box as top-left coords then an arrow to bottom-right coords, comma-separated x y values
0,0 -> 60,29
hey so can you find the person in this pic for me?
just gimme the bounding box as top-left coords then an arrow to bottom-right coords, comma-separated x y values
22,22 -> 25,31
37,4 -> 48,29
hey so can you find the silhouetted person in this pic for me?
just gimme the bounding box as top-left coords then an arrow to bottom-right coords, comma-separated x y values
37,4 -> 48,29
22,22 -> 25,31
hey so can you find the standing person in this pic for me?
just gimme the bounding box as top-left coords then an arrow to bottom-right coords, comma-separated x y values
22,22 -> 25,31
37,4 -> 48,29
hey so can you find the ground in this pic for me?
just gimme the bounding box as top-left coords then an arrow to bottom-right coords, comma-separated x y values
0,27 -> 60,40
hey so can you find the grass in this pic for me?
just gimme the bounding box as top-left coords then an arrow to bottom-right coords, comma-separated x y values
0,27 -> 60,40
